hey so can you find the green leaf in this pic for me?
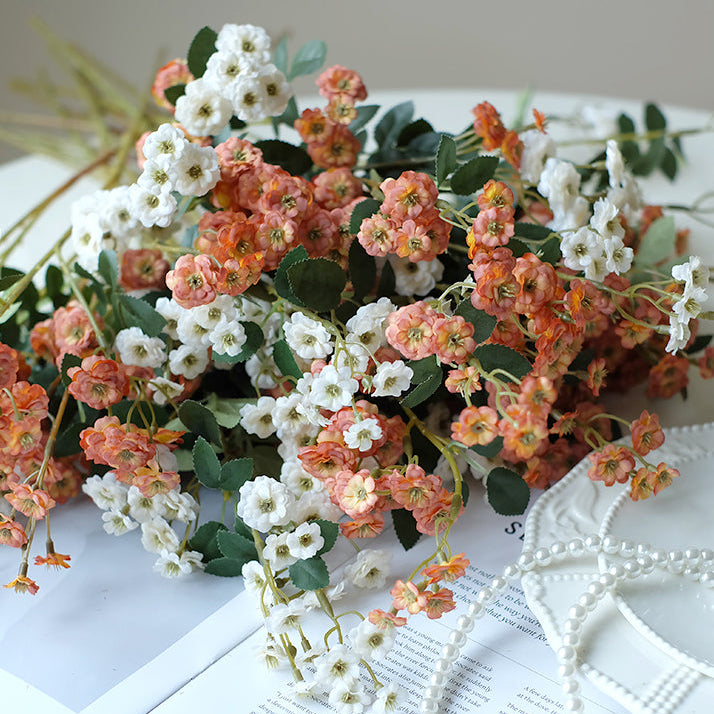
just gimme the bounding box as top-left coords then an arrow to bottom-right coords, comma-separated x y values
506,238 -> 530,259
234,515 -> 253,540
0,272 -> 24,291
684,334 -> 712,354
536,236 -> 562,266
220,458 -> 253,491
203,394 -> 248,428
436,135 -> 457,187
273,339 -> 303,380
287,258 -> 346,312
407,131 -> 441,155
454,298 -> 497,344
192,436 -> 221,488
188,521 -> 228,562
187,26 -> 218,78
272,36 -> 288,74
60,352 -> 82,386
348,240 -> 377,301
635,216 -> 675,267
397,118 -> 433,147
470,435 -> 503,458
53,421 -> 84,458
98,250 -> 118,288
660,146 -> 677,181
645,102 -> 666,132
314,519 -> 339,556
618,113 -> 636,134
391,508 -> 421,550
45,264 -> 65,307
375,101 -> 414,148
205,557 -> 244,577
217,530 -> 258,563
288,39 -> 327,80
513,223 -> 554,242
275,245 -> 309,304
254,139 -> 312,175
180,400 -> 223,445
163,84 -> 186,106
349,198 -> 381,236
289,555 -> 330,590
486,466 -> 530,515
348,105 -> 379,134
401,357 -> 442,409
213,321 -> 264,364
406,356 -> 441,382
247,444 -> 283,479
272,95 -> 299,130
472,344 -> 531,382
450,156 -> 499,195
377,260 -> 395,297
118,294 -> 166,337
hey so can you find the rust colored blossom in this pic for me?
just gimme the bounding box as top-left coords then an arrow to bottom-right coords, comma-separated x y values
647,462 -> 680,495
422,553 -> 470,584
445,366 -> 481,395
500,130 -> 523,170
413,489 -> 462,536
51,302 -> 102,364
358,214 -> 398,257
133,458 -> 181,497
335,469 -> 378,517
165,254 -> 217,308
698,347 -> 714,379
5,483 -> 56,519
451,406 -> 499,447
630,468 -> 654,501
586,358 -> 608,397
390,580 -> 427,614
5,575 -> 39,595
214,137 -> 263,180
380,171 -> 438,222
35,551 -> 71,569
384,301 -> 439,360
478,180 -> 514,213
390,464 -> 441,510
307,123 -> 360,169
517,376 -> 556,418
216,253 -> 264,296
499,404 -> 548,461
120,249 -> 170,291
295,108 -> 331,144
631,410 -> 665,456
368,609 -> 407,630
340,511 -> 384,539
512,253 -> 557,314
424,588 -> 457,619
647,354 -> 689,399
67,355 -> 130,410
0,343 -> 29,389
471,208 -> 515,248
587,445 -> 635,486
313,168 -> 362,209
316,65 -> 367,102
0,515 -> 27,548
151,59 -> 193,111
298,442 -> 357,486
533,108 -> 547,133
472,102 -> 507,150
432,315 -> 476,365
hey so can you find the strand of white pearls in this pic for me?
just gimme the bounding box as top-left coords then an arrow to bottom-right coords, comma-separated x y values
419,534 -> 714,713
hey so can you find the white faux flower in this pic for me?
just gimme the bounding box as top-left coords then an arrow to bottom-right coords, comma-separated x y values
236,476 -> 293,531
203,50 -> 254,92
333,341 -> 371,375
280,459 -> 324,496
148,376 -> 184,406
328,681 -> 370,713
286,522 -> 324,560
168,343 -> 210,379
348,620 -> 395,661
192,294 -> 239,329
155,297 -> 185,340
267,600 -> 307,634
603,236 -> 634,275
240,396 -> 277,438
272,393 -> 314,438
371,360 -> 413,397
343,417 -> 383,452
520,128 -> 556,184
590,197 -> 625,241
254,64 -> 291,117
209,317 -> 247,356
141,517 -> 180,554
102,509 -> 138,535
162,489 -> 199,522
215,23 -> 272,64
176,309 -> 211,347
310,364 -> 359,412
153,548 -> 203,578
263,531 -> 299,569
607,173 -> 642,221
560,227 -> 602,273
345,298 -> 396,333
114,327 -> 166,368
245,349 -> 280,390
137,158 -> 176,194
672,285 -> 707,324
666,315 -> 691,354
390,255 -> 444,296
372,682 -> 404,713
172,144 -> 220,197
143,124 -> 188,165
550,196 -> 590,232
672,255 -> 710,292
314,644 -> 360,688
605,139 -> 626,188
102,185 -> 139,239
231,74 -> 267,123
174,77 -> 233,137
128,183 -> 177,228
293,490 -> 343,524
538,158 -> 581,212
242,560 -> 267,597
82,472 -> 128,511
344,549 -> 392,589
283,312 -> 334,360
70,211 -> 104,272
127,485 -> 166,522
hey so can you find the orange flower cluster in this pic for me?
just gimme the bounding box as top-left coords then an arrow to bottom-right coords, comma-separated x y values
471,102 -> 522,169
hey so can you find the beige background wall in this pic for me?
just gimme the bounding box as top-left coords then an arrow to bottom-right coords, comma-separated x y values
0,0 -> 712,163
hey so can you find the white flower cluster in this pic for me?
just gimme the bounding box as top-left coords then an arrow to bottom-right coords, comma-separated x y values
175,23 -> 291,134
667,255 -> 711,352
389,254 -> 444,296
82,472 -> 203,578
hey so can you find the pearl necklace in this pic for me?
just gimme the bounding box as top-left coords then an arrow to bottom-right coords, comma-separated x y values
419,534 -> 714,713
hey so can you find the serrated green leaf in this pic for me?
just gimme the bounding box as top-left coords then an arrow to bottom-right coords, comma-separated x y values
98,250 -> 118,288
246,444 -> 283,479
375,101 -> 414,149
289,555 -> 330,590
288,39 -> 327,80
473,344 -> 531,382
486,466 -> 530,515
205,557 -> 244,577
287,258 -> 346,312
406,356 -> 441,382
436,135 -> 457,187
53,420 -> 84,457
180,400 -> 223,445
645,102 -> 666,132
513,223 -> 554,242
203,394 -> 248,429
536,236 -> 562,265
273,339 -> 303,380
217,530 -> 257,563
391,508 -> 421,550
163,84 -> 186,106
454,298 -> 497,344
377,260 -> 395,297
397,118 -> 433,148
60,352 -> 82,386
314,519 -> 339,556
348,105 -> 379,134
220,458 -> 253,491
635,216 -> 675,267
470,435 -> 503,458
254,139 -> 312,175
118,294 -> 166,337
349,198 -> 381,235
187,26 -> 217,78
400,372 -> 441,408
234,515 -> 253,540
450,156 -> 499,195
507,238 -> 530,259
349,240 -> 377,301
272,36 -> 288,74
274,245 -> 309,304
188,520 -> 228,561
192,436 -> 221,488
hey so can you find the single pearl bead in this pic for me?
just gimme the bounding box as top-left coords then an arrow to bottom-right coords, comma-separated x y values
602,535 -> 620,555
667,557 -> 685,574
568,604 -> 587,622
700,549 -> 714,563
562,632 -> 580,647
457,615 -> 474,633
700,571 -> 714,586
430,672 -> 446,687
534,547 -> 552,566
587,581 -> 605,597
449,630 -> 467,647
550,541 -> 567,560
619,539 -> 636,558
623,560 -> 641,578
584,535 -> 602,552
608,564 -> 626,581
567,538 -> 585,557
562,679 -> 581,695
557,645 -> 577,662
491,576 -> 508,592
441,643 -> 459,662
683,566 -> 700,581
419,698 -> 439,713
636,542 -> 652,555
578,592 -> 597,610
518,551 -> 536,571
650,548 -> 669,566
468,602 -> 485,618
563,617 -> 583,633
558,662 -> 576,678
424,685 -> 443,701
503,562 -> 521,579
565,696 -> 584,712
685,548 -> 701,565
434,658 -> 451,674
598,572 -> 616,588
476,587 -> 494,604
637,554 -> 654,574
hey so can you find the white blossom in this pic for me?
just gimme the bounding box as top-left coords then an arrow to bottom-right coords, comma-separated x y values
141,517 -> 180,554
345,298 -> 396,334
560,227 -> 602,273
283,312 -> 334,360
176,309 -> 211,347
215,23 -> 272,64
666,315 -> 691,354
310,364 -> 359,412
606,139 -> 626,188
280,459 -> 324,496
127,486 -> 165,522
242,560 -> 268,597
390,255 -> 444,296
520,129 -> 556,184
101,509 -> 138,535
272,393 -> 314,439
240,396 -> 277,438
590,197 -> 625,241
168,343 -> 210,379
172,143 -> 220,197
607,173 -> 642,221
245,349 -> 280,390
263,531 -> 299,569
267,600 -> 308,635
142,124 -> 188,165
328,681 -> 370,713
371,360 -> 413,397
344,549 -> 392,589
114,327 -> 166,368
333,341 -> 371,375
672,285 -> 708,324
82,472 -> 128,511
203,50 -> 254,92
603,237 -> 634,275
236,476 -> 293,531
155,297 -> 185,339
348,620 -> 395,661
153,548 -> 203,578
254,64 -> 291,117
174,78 -> 233,137
162,489 -> 199,522
286,522 -> 324,560
672,255 -> 710,292
293,490 -> 343,523
372,682 -> 404,713
137,158 -> 176,194
148,376 -> 184,406
128,183 -> 177,228
314,644 -> 361,689
209,317 -> 247,356
343,417 -> 383,452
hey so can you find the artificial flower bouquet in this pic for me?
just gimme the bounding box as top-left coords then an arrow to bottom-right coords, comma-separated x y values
1,21 -> 713,712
